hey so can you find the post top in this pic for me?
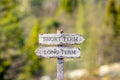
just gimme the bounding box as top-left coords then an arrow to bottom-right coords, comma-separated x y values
57,29 -> 63,34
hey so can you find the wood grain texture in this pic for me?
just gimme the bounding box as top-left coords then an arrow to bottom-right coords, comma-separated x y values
57,29 -> 64,80
57,58 -> 64,80
35,47 -> 80,58
39,34 -> 85,45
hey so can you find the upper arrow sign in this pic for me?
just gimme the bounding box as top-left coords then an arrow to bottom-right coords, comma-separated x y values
39,34 -> 85,45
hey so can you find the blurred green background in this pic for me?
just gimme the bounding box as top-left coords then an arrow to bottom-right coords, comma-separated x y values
0,0 -> 120,80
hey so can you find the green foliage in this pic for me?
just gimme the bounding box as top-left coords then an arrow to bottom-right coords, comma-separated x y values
0,0 -> 120,80
104,0 -> 120,63
20,20 -> 44,80
41,18 -> 60,33
0,0 -> 24,80
30,0 -> 43,16
60,0 -> 78,13
106,0 -> 118,37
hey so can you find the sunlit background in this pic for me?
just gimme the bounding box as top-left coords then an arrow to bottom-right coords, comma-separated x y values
0,0 -> 120,80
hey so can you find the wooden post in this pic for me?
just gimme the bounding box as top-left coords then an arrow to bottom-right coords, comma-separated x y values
57,58 -> 64,80
57,29 -> 64,80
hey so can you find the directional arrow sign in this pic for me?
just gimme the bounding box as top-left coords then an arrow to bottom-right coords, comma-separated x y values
35,47 -> 80,58
39,34 -> 85,45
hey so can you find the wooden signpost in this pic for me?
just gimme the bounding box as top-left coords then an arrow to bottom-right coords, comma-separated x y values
35,30 -> 85,80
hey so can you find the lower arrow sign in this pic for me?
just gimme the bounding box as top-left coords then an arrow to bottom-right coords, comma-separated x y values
35,47 -> 80,58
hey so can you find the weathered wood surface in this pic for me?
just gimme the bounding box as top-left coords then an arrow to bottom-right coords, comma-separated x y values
35,47 -> 80,58
57,58 -> 64,80
39,34 -> 85,45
